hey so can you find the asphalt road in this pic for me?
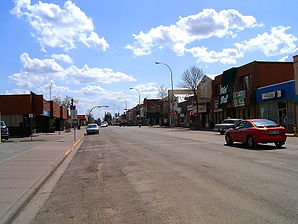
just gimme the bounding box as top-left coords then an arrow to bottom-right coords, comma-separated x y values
31,126 -> 298,224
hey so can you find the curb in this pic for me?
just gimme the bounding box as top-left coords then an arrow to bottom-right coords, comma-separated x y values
0,135 -> 85,224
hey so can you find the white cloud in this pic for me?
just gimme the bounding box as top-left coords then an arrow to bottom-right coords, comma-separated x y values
131,82 -> 159,98
235,26 -> 297,57
51,54 -> 73,64
77,85 -> 106,95
65,65 -> 136,84
278,56 -> 289,62
5,89 -> 31,95
21,52 -> 63,74
126,9 -> 258,56
186,47 -> 243,64
9,53 -> 136,88
11,0 -> 109,51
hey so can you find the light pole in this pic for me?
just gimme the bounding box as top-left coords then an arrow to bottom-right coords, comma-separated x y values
130,87 -> 141,105
155,61 -> 174,127
118,98 -> 128,111
88,105 -> 109,123
49,82 -> 53,101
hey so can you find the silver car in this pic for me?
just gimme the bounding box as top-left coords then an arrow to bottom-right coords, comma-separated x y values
86,123 -> 99,135
1,121 -> 9,140
214,119 -> 243,135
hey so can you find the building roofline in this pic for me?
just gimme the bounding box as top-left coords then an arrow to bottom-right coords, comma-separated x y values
257,80 -> 295,90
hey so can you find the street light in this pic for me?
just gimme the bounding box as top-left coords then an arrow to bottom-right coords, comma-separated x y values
130,87 -> 141,105
155,61 -> 174,127
88,105 -> 109,123
49,82 -> 53,101
118,98 -> 128,111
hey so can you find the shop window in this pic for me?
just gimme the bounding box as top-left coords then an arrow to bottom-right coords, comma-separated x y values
244,75 -> 251,91
238,74 -> 251,91
1,115 -> 24,126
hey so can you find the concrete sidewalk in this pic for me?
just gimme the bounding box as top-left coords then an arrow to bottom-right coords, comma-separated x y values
0,129 -> 85,224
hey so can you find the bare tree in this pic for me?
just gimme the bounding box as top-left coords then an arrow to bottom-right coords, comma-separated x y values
157,85 -> 168,99
52,96 -> 78,109
178,66 -> 204,129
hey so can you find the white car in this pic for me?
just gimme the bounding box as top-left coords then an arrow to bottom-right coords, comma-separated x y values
86,123 -> 99,135
101,121 -> 108,127
214,119 -> 243,135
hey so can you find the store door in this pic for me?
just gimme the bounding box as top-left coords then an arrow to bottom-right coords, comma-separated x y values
278,102 -> 287,126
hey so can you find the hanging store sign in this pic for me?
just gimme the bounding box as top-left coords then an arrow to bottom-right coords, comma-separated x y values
218,68 -> 237,108
233,90 -> 246,107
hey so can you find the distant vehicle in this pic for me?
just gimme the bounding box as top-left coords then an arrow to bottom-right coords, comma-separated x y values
225,119 -> 287,149
101,121 -> 108,127
86,123 -> 99,135
214,118 -> 243,135
1,120 -> 9,140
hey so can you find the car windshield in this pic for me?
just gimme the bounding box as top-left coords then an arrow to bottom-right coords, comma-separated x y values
1,121 -> 4,127
251,120 -> 279,127
87,124 -> 97,128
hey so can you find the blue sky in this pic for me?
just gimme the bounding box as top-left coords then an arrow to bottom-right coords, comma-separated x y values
0,0 -> 297,118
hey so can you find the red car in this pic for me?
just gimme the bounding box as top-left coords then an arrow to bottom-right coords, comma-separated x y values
225,119 -> 287,148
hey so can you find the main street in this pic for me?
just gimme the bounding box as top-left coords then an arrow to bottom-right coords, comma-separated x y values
30,126 -> 298,224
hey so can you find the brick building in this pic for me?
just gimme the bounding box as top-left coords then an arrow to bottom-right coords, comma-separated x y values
0,92 -> 68,136
143,98 -> 162,125
212,60 -> 295,130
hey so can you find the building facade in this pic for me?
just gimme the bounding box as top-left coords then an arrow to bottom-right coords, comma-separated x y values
0,92 -> 68,136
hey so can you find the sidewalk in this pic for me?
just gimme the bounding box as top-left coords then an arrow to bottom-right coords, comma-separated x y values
0,129 -> 85,224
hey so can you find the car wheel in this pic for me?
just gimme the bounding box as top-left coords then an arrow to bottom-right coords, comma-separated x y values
247,136 -> 255,148
220,131 -> 225,135
225,134 -> 233,146
274,141 -> 284,149
5,137 -> 8,140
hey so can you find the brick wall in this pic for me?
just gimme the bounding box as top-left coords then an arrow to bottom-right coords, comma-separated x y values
51,101 -> 61,118
256,62 -> 294,88
0,93 -> 43,115
60,106 -> 68,119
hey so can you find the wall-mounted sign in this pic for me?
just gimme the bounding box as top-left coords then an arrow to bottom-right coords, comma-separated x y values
218,68 -> 237,108
187,104 -> 193,111
261,90 -> 282,100
233,90 -> 245,107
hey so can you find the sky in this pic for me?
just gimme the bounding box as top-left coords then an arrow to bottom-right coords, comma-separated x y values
0,0 -> 297,119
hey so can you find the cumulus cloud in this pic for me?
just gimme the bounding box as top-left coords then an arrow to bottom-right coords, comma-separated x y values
186,26 -> 297,64
131,82 -> 159,98
9,53 -> 136,88
21,52 -> 63,74
235,26 -> 297,57
65,65 -> 136,84
77,85 -> 107,95
126,9 -> 258,56
11,0 -> 109,51
51,54 -> 73,64
186,47 -> 243,64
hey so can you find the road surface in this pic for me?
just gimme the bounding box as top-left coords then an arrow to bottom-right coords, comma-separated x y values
30,126 -> 298,224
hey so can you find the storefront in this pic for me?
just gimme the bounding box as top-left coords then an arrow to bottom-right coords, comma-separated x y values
256,80 -> 296,130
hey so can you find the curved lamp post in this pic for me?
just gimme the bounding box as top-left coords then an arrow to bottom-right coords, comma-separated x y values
88,105 -> 109,123
130,87 -> 141,105
155,61 -> 174,127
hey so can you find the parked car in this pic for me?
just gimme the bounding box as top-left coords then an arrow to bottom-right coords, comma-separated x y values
101,121 -> 108,127
1,120 -> 9,140
214,118 -> 243,135
225,119 -> 287,149
86,123 -> 99,135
